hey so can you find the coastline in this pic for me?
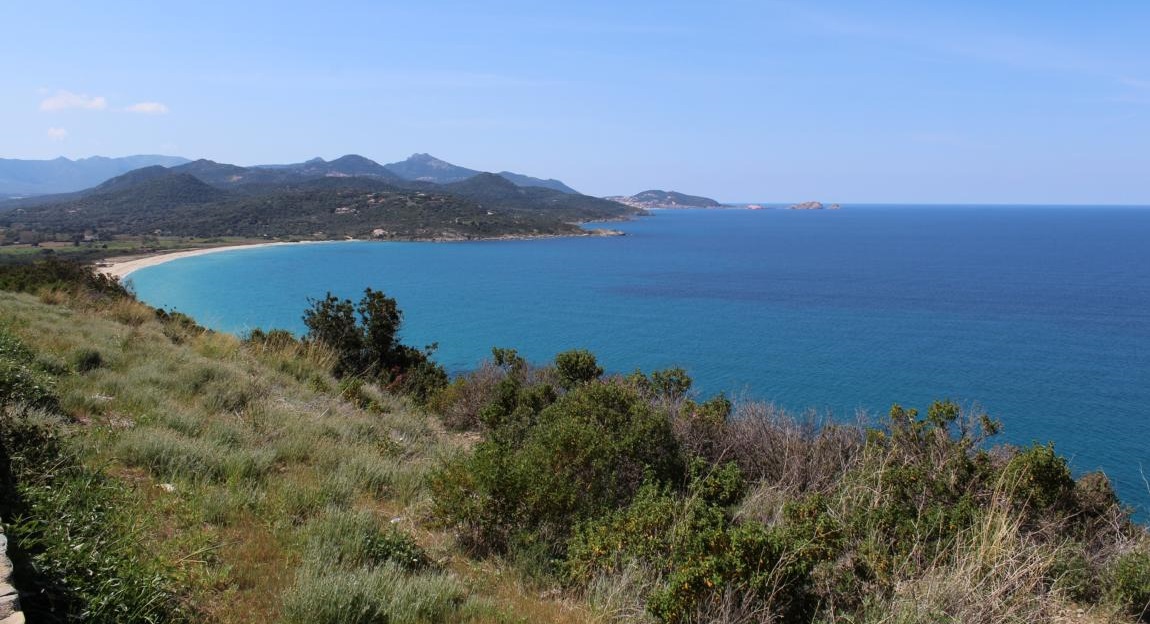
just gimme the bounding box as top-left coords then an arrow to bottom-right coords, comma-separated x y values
97,241 -> 312,280
96,227 -> 627,281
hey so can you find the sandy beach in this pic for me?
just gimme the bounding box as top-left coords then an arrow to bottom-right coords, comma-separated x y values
97,242 -> 302,280
95,229 -> 622,281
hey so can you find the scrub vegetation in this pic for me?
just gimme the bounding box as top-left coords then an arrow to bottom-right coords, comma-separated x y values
1,257 -> 1148,623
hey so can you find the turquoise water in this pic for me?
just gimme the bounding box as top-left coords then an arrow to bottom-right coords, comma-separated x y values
130,206 -> 1150,513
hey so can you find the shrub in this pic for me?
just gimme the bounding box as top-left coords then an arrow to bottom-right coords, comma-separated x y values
569,465 -> 813,623
554,349 -> 603,390
71,347 -> 104,372
338,376 -> 372,409
0,329 -> 58,410
1109,550 -> 1150,621
1048,542 -> 1099,603
0,257 -> 130,299
245,327 -> 298,348
722,402 -> 861,496
155,308 -> 207,344
1002,442 -> 1075,511
1074,470 -> 1120,517
432,378 -> 682,558
429,374 -> 492,431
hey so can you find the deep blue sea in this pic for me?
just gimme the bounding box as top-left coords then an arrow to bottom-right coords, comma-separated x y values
129,206 -> 1150,513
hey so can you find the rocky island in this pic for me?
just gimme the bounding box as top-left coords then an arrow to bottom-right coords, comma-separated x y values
788,201 -> 842,210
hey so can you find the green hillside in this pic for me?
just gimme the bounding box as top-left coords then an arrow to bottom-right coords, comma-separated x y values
0,157 -> 639,242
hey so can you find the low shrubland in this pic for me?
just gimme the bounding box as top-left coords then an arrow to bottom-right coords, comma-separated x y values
431,348 -> 1150,623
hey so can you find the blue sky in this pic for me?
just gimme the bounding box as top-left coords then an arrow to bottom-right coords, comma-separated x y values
2,1 -> 1148,203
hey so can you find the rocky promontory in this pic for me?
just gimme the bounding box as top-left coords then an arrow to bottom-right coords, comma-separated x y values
605,189 -> 722,209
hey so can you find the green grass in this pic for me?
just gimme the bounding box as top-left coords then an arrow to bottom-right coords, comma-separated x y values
0,288 -> 492,622
281,564 -> 467,624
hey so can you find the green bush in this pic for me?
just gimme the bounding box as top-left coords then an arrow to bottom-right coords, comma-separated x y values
554,348 -> 603,390
0,256 -> 130,298
1003,442 -> 1075,510
338,376 -> 372,409
71,347 -> 104,373
1109,550 -> 1150,621
569,464 -> 813,623
1048,543 -> 1099,603
0,329 -> 58,410
433,377 -> 682,558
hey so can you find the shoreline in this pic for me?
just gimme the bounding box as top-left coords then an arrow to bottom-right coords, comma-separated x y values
97,241 -> 317,280
97,227 -> 627,281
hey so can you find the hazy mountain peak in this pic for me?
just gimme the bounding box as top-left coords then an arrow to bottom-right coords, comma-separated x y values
0,154 -> 191,196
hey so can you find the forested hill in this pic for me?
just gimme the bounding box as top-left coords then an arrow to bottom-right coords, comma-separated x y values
381,153 -> 580,193
0,155 -> 639,241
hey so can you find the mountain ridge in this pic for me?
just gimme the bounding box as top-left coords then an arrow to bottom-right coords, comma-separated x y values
0,155 -> 191,196
0,155 -> 639,241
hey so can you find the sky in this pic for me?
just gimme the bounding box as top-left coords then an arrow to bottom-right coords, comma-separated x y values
2,1 -> 1149,203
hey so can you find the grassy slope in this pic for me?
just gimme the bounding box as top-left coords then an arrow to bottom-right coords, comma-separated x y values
0,291 -> 587,623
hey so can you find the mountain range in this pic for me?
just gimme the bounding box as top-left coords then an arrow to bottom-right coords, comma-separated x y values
381,153 -> 579,194
0,155 -> 191,197
0,154 -> 637,241
0,153 -> 579,197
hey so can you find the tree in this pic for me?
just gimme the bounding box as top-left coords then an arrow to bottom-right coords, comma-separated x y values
302,292 -> 363,377
554,349 -> 603,390
303,288 -> 446,401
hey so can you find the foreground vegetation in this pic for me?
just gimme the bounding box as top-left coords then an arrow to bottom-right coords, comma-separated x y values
1,258 -> 1148,623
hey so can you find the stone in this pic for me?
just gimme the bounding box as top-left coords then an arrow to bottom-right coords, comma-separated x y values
0,593 -> 18,618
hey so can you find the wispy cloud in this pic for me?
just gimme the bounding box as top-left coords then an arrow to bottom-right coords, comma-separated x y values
125,101 -> 170,114
46,127 -> 68,141
39,90 -> 107,111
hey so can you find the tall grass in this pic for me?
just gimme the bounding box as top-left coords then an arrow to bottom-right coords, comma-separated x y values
281,564 -> 466,624
116,426 -> 276,483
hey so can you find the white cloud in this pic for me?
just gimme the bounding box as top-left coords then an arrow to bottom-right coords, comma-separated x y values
125,101 -> 170,115
47,127 -> 68,141
39,90 -> 107,111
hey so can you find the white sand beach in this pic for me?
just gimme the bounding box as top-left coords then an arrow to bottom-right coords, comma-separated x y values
97,242 -> 300,280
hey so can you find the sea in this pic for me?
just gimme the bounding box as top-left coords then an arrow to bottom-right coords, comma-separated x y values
128,206 -> 1150,514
